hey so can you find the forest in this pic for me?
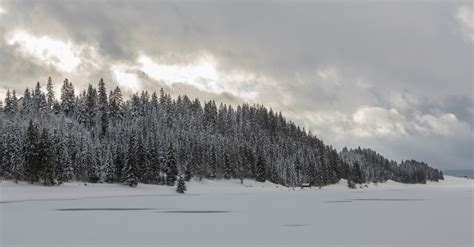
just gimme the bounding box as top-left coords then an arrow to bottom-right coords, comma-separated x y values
0,77 -> 444,188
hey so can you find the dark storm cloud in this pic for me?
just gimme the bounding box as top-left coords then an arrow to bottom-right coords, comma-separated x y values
0,0 -> 472,169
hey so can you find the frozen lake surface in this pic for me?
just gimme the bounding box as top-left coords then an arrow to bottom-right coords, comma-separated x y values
1,177 -> 473,246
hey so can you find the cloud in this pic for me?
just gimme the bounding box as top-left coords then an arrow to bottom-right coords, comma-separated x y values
456,5 -> 474,42
303,105 -> 470,139
351,107 -> 408,137
111,64 -> 140,93
108,53 -> 263,99
6,31 -> 81,73
138,54 -> 219,93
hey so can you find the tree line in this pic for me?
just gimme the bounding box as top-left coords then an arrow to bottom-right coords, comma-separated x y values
0,77 -> 443,187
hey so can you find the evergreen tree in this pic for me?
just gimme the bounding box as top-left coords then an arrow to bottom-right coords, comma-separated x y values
22,88 -> 33,115
60,148 -> 73,183
39,128 -> 55,186
255,153 -> 266,182
85,84 -> 98,129
3,129 -> 22,182
223,154 -> 232,179
123,135 -> 139,187
3,89 -> 11,114
11,90 -> 18,115
109,86 -> 123,122
34,82 -> 48,115
24,120 -> 40,183
98,78 -> 109,137
87,147 -> 101,183
176,176 -> 186,193
166,143 -> 178,186
113,146 -> 125,183
350,161 -> 364,184
3,90 -> 18,115
46,77 -> 55,109
60,79 -> 75,116
103,147 -> 115,183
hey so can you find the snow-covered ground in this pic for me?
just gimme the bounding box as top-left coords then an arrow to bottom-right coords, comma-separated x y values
1,176 -> 473,246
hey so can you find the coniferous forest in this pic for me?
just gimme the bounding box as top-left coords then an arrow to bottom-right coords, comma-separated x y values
0,77 -> 444,187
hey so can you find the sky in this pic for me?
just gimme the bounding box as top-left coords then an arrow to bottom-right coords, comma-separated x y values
0,0 -> 472,170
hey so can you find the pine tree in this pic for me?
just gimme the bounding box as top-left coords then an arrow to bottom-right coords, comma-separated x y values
39,128 -> 55,186
98,78 -> 109,137
103,147 -> 115,183
123,135 -> 139,187
46,77 -> 55,109
109,86 -> 123,122
60,79 -> 75,116
85,84 -> 98,129
11,90 -> 18,115
24,120 -> 40,183
165,143 -> 178,186
208,146 -> 217,179
113,146 -> 125,183
60,148 -> 74,183
33,82 -> 48,115
135,136 -> 149,182
3,129 -> 22,182
87,147 -> 101,183
184,166 -> 192,181
176,176 -> 186,193
223,154 -> 232,179
350,161 -> 364,184
3,90 -> 18,115
3,89 -> 11,114
22,88 -> 33,115
255,153 -> 266,182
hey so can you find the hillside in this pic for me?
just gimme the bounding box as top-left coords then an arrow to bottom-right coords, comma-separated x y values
0,78 -> 443,187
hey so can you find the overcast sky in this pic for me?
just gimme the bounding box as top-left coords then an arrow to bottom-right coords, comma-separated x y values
0,0 -> 472,170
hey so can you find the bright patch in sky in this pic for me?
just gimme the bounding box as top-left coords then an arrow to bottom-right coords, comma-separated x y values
138,55 -> 221,93
6,31 -> 81,72
137,54 -> 261,99
0,6 -> 6,15
111,65 -> 140,93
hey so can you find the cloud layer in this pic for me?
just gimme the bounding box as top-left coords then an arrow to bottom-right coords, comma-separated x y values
0,1 -> 472,169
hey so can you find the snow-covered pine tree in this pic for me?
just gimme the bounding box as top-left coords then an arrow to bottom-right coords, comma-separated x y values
3,129 -> 22,182
109,86 -> 123,123
3,89 -> 11,115
350,161 -> 364,184
98,78 -> 108,137
46,77 -> 55,110
255,152 -> 266,182
22,88 -> 33,115
11,90 -> 18,115
123,135 -> 139,187
24,120 -> 41,183
60,79 -> 75,117
3,90 -> 18,115
39,128 -> 55,186
85,84 -> 98,130
223,154 -> 232,179
165,143 -> 178,186
176,176 -> 186,193
103,147 -> 115,183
